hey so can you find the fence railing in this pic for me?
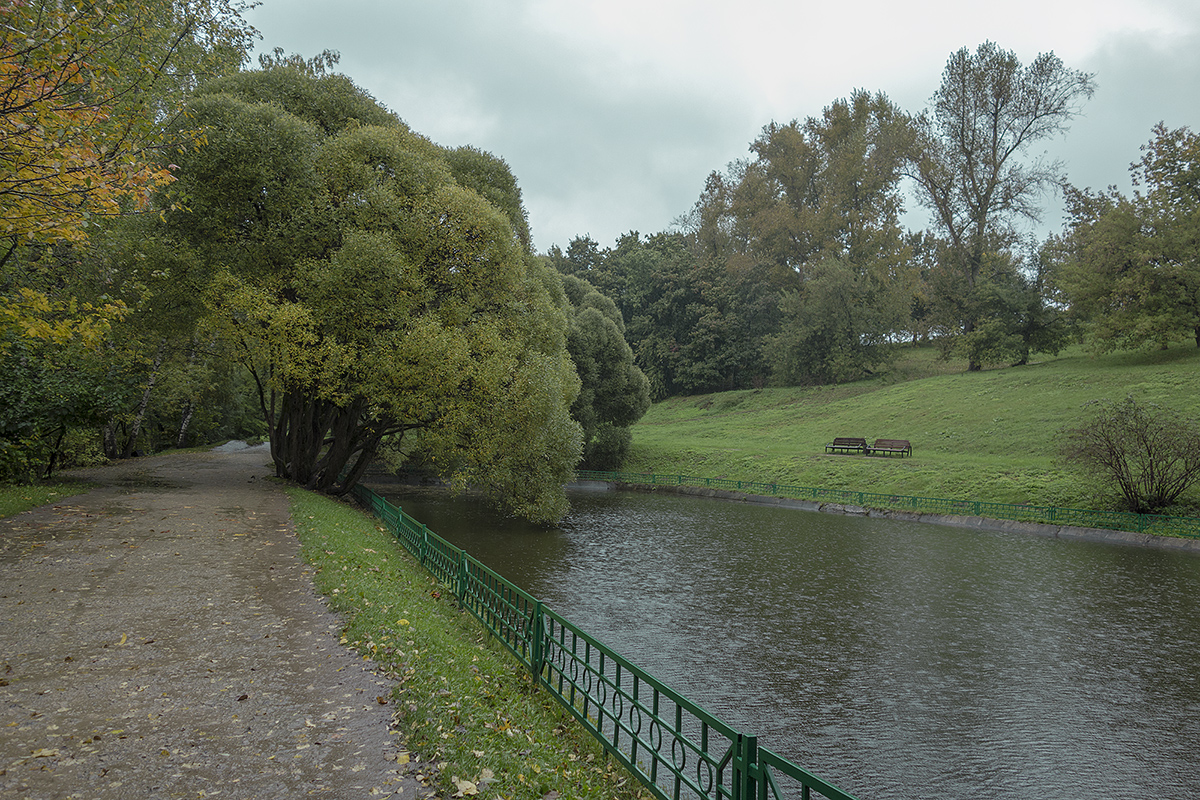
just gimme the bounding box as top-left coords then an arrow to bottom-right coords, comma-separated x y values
574,470 -> 1200,540
350,482 -> 860,800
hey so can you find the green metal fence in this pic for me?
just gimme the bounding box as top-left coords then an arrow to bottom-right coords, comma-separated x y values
574,470 -> 1200,540
350,482 -> 860,800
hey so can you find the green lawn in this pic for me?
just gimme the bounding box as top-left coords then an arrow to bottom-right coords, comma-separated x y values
626,344 -> 1200,516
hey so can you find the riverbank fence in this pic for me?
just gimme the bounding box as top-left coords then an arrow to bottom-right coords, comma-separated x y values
350,482 -> 860,800
575,471 -> 1200,540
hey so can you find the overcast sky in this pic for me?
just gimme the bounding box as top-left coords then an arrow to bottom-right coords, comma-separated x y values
244,0 -> 1200,253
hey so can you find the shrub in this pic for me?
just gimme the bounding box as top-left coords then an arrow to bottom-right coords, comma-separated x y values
1060,396 -> 1200,514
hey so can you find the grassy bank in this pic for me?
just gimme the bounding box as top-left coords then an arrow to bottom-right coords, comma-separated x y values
0,481 -> 84,518
626,344 -> 1200,517
285,487 -> 648,800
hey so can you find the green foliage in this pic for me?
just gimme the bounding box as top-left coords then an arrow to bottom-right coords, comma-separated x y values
0,1 -> 258,471
559,274 -> 650,469
1055,123 -> 1200,352
905,41 -> 1094,370
199,58 -> 402,135
172,66 -> 582,521
285,488 -> 649,799
1060,396 -> 1200,514
0,305 -> 125,479
557,231 -> 778,399
715,92 -> 914,386
942,247 -> 1070,368
440,145 -> 532,251
0,0 -> 255,245
738,90 -> 910,279
764,257 -> 905,384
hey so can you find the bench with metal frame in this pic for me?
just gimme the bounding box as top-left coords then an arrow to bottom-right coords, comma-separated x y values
868,438 -> 912,457
824,437 -> 868,454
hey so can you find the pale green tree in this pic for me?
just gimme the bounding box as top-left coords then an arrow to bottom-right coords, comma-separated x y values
731,91 -> 912,384
905,41 -> 1094,370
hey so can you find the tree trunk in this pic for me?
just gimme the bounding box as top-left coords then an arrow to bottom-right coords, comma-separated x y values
43,425 -> 67,479
122,342 -> 165,458
102,423 -> 120,460
175,341 -> 198,449
270,391 -> 396,496
963,318 -> 982,371
334,427 -> 387,496
176,401 -> 194,448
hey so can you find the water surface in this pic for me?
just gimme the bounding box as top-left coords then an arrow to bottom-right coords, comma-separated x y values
375,483 -> 1200,799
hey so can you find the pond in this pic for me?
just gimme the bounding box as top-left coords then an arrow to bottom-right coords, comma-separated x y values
371,482 -> 1200,800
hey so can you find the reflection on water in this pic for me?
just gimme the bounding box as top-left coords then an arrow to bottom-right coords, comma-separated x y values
372,483 -> 1200,799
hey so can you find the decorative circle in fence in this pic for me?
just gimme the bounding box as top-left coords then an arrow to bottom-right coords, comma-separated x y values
670,733 -> 687,770
649,718 -> 663,752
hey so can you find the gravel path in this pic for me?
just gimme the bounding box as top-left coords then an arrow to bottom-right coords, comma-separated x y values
0,446 -> 426,799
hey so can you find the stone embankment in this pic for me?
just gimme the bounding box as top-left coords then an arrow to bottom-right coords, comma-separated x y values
578,481 -> 1200,554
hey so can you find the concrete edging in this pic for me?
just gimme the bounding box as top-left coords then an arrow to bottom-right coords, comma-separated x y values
582,481 -> 1200,554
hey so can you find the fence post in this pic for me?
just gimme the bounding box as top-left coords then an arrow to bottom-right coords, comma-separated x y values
456,550 -> 468,605
530,600 -> 546,686
419,523 -> 429,567
734,734 -> 758,800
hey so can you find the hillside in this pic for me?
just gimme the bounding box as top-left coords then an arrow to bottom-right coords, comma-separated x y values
625,344 -> 1200,516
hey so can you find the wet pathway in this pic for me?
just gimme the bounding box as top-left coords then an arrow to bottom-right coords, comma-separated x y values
0,446 -> 424,799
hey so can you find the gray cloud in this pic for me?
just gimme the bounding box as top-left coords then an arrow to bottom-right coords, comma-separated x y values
245,1 -> 1200,251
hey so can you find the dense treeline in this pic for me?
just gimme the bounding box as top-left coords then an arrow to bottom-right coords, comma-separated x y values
548,44 -> 1197,399
2,8 -> 1196,521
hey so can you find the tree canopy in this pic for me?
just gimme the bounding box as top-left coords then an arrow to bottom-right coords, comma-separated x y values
0,0 -> 255,251
1055,123 -> 1200,351
905,41 -> 1094,369
167,64 -> 582,521
1,0 -> 257,478
559,273 -> 650,469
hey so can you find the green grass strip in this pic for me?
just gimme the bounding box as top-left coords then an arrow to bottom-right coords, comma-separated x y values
285,486 -> 649,800
0,481 -> 88,518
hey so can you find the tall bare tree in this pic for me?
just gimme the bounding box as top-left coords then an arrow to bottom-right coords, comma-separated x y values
906,41 -> 1094,370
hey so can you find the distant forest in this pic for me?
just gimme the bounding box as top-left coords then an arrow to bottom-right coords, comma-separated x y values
547,43 -> 1199,400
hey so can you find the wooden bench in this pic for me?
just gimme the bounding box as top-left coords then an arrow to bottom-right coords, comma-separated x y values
868,438 -> 912,457
824,437 -> 868,454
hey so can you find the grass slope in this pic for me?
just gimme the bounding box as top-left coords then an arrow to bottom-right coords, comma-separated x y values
626,344 -> 1200,516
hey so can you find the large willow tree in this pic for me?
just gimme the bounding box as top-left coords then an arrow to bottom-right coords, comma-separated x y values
165,62 -> 582,522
